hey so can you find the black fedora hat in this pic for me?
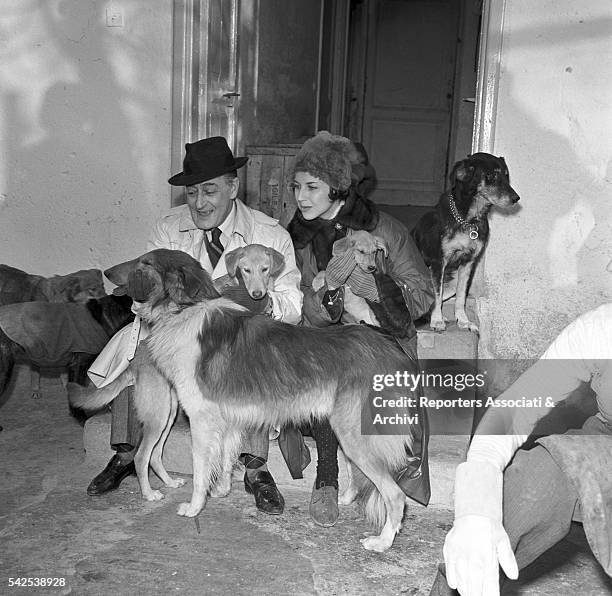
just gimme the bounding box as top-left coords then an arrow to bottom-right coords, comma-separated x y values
168,137 -> 248,186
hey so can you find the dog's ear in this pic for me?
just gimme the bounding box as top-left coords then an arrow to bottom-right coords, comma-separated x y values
165,265 -> 219,305
266,248 -> 286,278
498,156 -> 510,178
332,236 -> 352,256
452,160 -> 474,182
174,265 -> 220,304
224,247 -> 245,279
56,276 -> 81,300
373,235 -> 389,257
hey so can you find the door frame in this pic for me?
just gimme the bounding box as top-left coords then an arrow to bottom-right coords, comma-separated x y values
170,0 -> 240,206
171,0 -> 199,205
472,0 -> 506,154
341,0 -> 504,155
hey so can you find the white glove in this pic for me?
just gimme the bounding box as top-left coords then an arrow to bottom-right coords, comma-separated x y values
443,461 -> 518,596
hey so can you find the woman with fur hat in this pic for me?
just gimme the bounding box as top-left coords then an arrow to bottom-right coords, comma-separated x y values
286,131 -> 435,527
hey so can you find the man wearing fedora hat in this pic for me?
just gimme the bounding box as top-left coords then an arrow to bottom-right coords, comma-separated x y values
86,137 -> 302,515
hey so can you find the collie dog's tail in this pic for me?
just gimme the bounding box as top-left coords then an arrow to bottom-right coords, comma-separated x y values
67,369 -> 133,412
355,471 -> 386,530
353,436 -> 414,530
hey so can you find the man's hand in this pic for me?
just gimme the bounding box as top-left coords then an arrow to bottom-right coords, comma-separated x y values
443,515 -> 518,596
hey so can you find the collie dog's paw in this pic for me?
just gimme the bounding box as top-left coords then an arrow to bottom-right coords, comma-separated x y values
177,502 -> 201,517
143,489 -> 165,501
210,483 -> 231,498
360,535 -> 392,552
338,486 -> 358,505
165,477 -> 186,489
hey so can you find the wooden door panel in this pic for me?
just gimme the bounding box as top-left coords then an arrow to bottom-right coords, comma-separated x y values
201,0 -> 239,147
363,0 -> 459,206
369,117 -> 450,205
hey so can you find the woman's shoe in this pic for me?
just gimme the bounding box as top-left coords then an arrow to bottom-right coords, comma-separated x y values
309,483 -> 339,527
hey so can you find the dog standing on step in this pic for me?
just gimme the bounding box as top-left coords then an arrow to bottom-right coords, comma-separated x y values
411,153 -> 520,332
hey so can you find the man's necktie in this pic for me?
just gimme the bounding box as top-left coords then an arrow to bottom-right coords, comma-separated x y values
204,227 -> 224,268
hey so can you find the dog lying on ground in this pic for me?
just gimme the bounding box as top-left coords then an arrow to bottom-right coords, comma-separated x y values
0,264 -> 107,397
0,264 -> 105,306
71,248 -> 422,552
411,153 -> 520,333
0,295 -> 133,400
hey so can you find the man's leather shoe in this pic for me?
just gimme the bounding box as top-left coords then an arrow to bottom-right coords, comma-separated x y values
244,470 -> 285,515
87,454 -> 136,496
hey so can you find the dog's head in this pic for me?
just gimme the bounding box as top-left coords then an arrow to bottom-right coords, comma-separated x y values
54,269 -> 106,303
334,230 -> 388,273
85,294 -> 135,338
451,153 -> 520,209
224,244 -> 285,299
104,249 -> 220,323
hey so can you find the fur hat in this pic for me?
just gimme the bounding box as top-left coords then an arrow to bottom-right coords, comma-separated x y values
292,131 -> 361,191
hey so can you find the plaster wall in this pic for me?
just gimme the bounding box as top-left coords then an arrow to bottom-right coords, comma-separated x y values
0,0 -> 173,279
479,0 -> 612,359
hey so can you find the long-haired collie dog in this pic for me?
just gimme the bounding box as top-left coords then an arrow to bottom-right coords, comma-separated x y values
411,153 -> 520,333
71,249 -> 421,552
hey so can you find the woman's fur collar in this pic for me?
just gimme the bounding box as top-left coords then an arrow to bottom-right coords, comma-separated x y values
288,192 -> 379,250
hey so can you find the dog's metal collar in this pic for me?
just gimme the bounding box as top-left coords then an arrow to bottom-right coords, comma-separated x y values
448,193 -> 479,239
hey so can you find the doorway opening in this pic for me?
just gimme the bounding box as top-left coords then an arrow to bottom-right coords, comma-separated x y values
319,0 -> 483,229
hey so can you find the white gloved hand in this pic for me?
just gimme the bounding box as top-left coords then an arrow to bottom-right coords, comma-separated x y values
443,514 -> 517,596
443,461 -> 518,596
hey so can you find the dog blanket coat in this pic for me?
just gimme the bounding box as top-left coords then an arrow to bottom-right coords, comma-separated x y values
0,302 -> 109,367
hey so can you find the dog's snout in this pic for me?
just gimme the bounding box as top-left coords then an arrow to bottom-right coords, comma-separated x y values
251,290 -> 264,299
366,265 -> 377,273
506,187 -> 520,203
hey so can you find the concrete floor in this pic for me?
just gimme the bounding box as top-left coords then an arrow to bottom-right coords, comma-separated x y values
1,365 -> 612,596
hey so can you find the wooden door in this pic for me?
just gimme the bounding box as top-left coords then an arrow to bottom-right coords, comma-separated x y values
171,0 -> 240,205
200,0 -> 240,149
359,0 -> 460,206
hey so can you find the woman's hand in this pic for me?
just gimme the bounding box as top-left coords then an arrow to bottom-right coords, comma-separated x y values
312,271 -> 327,292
